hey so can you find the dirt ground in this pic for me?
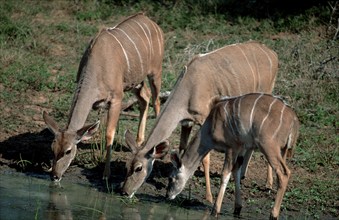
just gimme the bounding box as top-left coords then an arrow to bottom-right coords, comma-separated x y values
0,100 -> 336,220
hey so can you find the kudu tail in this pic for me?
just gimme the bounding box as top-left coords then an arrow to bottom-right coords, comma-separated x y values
286,117 -> 300,158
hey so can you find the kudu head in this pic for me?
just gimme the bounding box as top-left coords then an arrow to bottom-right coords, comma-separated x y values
43,111 -> 100,182
167,131 -> 203,200
166,145 -> 198,200
122,130 -> 169,198
166,152 -> 186,199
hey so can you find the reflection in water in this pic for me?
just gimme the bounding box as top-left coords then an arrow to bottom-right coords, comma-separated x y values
0,173 -> 312,219
121,207 -> 141,220
46,183 -> 73,220
44,181 -> 212,220
0,173 -> 218,220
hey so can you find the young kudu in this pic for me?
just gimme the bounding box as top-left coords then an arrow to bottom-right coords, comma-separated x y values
167,93 -> 300,220
122,41 -> 278,201
43,13 -> 164,181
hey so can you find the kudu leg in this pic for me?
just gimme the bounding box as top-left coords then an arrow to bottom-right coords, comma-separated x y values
266,150 -> 291,219
147,72 -> 162,117
266,162 -> 273,190
233,154 -> 246,216
241,149 -> 274,190
202,152 -> 213,203
240,149 -> 253,179
266,147 -> 289,191
103,98 -> 122,180
212,150 -> 233,217
134,82 -> 151,146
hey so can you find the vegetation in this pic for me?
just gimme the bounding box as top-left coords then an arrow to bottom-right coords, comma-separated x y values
0,0 -> 337,218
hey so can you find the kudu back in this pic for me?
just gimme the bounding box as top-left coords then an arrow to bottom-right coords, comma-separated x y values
167,93 -> 300,219
122,41 -> 278,200
43,13 -> 164,181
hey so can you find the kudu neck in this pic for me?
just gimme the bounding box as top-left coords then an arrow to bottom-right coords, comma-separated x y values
66,99 -> 93,131
181,132 -> 210,175
66,75 -> 98,131
143,91 -> 190,151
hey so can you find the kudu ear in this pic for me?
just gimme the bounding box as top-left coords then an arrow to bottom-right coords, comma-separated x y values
124,130 -> 139,154
43,111 -> 60,135
170,150 -> 182,169
76,120 -> 100,142
148,140 -> 170,159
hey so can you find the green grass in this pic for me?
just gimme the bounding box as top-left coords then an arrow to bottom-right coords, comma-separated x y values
0,0 -> 338,218
16,153 -> 32,171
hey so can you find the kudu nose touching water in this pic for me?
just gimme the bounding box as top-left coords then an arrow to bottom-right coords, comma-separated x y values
122,41 -> 278,201
166,93 -> 300,220
43,13 -> 164,182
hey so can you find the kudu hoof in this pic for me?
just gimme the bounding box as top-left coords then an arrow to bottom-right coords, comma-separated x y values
233,206 -> 242,216
206,196 -> 213,204
269,214 -> 278,220
210,209 -> 219,217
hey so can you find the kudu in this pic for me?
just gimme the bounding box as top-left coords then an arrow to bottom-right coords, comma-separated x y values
167,93 -> 300,220
43,13 -> 164,181
122,41 -> 278,200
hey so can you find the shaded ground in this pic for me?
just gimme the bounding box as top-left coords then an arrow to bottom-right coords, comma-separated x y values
0,102 -> 337,220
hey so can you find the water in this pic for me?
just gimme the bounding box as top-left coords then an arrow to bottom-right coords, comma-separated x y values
1,172 -> 322,220
0,172 -> 211,220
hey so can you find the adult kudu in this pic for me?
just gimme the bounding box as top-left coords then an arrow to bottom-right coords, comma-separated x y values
167,93 -> 300,219
122,41 -> 279,201
43,13 -> 164,182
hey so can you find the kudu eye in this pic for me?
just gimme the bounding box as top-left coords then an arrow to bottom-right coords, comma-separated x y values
65,149 -> 72,155
134,165 -> 142,173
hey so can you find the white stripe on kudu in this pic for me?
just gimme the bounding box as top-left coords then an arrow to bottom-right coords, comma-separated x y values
126,23 -> 150,66
149,21 -> 162,56
115,28 -> 144,75
257,44 -> 273,83
236,45 -> 256,91
142,22 -> 154,58
249,93 -> 264,130
272,104 -> 286,139
252,45 -> 260,90
105,30 -> 131,73
223,101 -> 236,137
259,98 -> 278,134
43,13 -> 164,185
232,97 -> 240,135
132,20 -> 152,63
199,42 -> 238,57
216,63 -> 231,95
166,93 -> 300,219
237,95 -> 245,133
123,41 -> 278,207
227,59 -> 243,94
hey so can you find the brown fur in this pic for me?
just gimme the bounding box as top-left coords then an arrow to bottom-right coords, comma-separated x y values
167,93 -> 300,219
122,41 -> 279,200
44,13 -> 164,181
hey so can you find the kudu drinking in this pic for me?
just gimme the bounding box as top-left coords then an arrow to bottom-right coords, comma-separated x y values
43,13 -> 164,181
167,93 -> 300,220
122,41 -> 278,201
